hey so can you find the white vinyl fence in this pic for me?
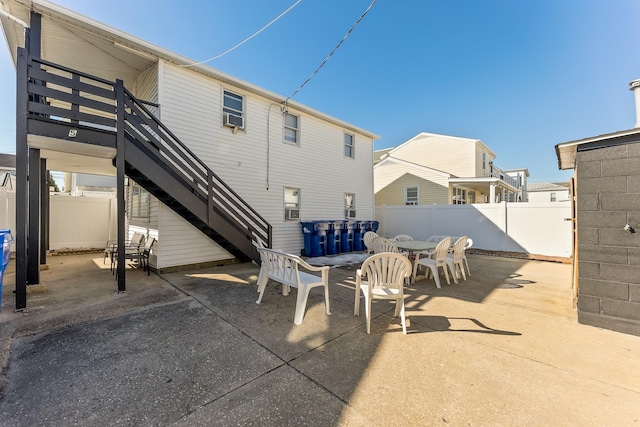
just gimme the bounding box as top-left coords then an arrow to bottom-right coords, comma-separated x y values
0,189 -> 117,251
375,201 -> 572,258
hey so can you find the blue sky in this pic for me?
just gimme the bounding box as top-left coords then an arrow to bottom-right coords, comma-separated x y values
2,0 -> 640,182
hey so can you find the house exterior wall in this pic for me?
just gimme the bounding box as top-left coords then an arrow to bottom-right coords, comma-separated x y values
528,189 -> 570,203
144,62 -> 375,265
391,134 -> 477,177
374,161 -> 449,205
575,142 -> 640,336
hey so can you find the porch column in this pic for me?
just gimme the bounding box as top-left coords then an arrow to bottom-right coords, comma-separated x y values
15,48 -> 28,309
115,79 -> 126,292
40,159 -> 49,262
27,148 -> 40,285
489,184 -> 496,204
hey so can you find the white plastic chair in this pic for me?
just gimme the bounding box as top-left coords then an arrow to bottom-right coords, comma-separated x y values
354,252 -> 413,334
391,234 -> 414,242
446,236 -> 468,281
371,237 -> 401,254
362,231 -> 379,254
412,237 -> 456,287
461,238 -> 473,276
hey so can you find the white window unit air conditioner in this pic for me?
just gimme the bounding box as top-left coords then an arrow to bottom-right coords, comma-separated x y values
285,208 -> 300,220
223,112 -> 244,128
345,209 -> 356,219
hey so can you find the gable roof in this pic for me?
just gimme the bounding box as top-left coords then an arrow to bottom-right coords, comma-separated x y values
0,0 -> 379,140
388,132 -> 496,158
527,182 -> 569,192
374,156 -> 451,193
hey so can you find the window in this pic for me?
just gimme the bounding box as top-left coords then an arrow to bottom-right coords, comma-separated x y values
453,188 -> 467,204
223,90 -> 244,127
344,133 -> 354,158
284,187 -> 300,220
131,183 -> 150,219
345,193 -> 355,209
482,152 -> 486,171
550,192 -> 556,202
405,186 -> 419,205
284,113 -> 299,144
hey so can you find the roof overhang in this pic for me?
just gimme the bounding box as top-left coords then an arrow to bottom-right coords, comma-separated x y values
555,128 -> 640,170
0,0 -> 380,141
449,177 -> 519,194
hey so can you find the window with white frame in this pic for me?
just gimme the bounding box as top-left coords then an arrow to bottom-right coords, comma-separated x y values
453,187 -> 467,204
344,133 -> 354,158
284,113 -> 299,144
405,186 -> 419,205
345,193 -> 355,209
550,192 -> 556,202
284,187 -> 300,219
223,90 -> 244,127
131,183 -> 150,219
482,152 -> 486,171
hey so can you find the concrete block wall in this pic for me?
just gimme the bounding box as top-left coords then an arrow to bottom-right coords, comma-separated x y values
576,142 -> 640,336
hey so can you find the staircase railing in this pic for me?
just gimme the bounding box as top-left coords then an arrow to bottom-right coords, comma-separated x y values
20,48 -> 271,256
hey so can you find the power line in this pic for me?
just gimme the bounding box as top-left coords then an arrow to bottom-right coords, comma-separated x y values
284,0 -> 377,105
180,0 -> 303,67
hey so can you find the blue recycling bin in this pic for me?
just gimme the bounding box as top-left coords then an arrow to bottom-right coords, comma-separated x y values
326,221 -> 342,255
353,221 -> 364,251
301,222 -> 318,257
340,221 -> 355,253
0,229 -> 13,311
371,220 -> 379,233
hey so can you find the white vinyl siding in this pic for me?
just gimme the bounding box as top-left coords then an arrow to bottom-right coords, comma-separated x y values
152,63 -> 376,257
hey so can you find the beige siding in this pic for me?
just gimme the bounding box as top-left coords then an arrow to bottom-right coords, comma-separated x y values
150,62 -> 375,258
391,134 -> 477,177
374,161 -> 449,206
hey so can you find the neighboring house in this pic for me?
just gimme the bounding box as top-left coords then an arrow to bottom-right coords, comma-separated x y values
555,78 -> 640,337
374,132 -> 528,205
1,0 -> 379,308
526,182 -> 570,203
63,172 -> 116,197
0,153 -> 16,189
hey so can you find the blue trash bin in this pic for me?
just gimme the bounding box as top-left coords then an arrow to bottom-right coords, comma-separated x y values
325,221 -> 338,255
340,221 -> 355,253
301,222 -> 317,257
0,229 -> 13,311
371,220 -> 380,233
353,221 -> 364,251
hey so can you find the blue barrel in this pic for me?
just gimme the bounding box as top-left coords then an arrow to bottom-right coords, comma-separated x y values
326,221 -> 338,255
353,220 -> 363,251
0,230 -> 13,311
301,222 -> 317,257
340,221 -> 353,253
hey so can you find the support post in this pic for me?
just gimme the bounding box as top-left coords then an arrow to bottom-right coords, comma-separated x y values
15,48 -> 28,309
40,159 -> 49,262
115,80 -> 126,292
27,148 -> 40,285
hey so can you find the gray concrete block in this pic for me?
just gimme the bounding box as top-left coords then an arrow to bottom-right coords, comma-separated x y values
577,211 -> 627,229
576,161 -> 601,179
578,262 -> 600,279
599,229 -> 640,248
578,278 -> 629,300
601,193 -> 640,211
629,248 -> 640,266
577,144 -> 627,163
577,294 -> 600,313
578,245 -> 627,265
601,299 -> 640,322
625,141 -> 640,158
578,176 -> 628,195
576,194 -> 599,211
578,311 -> 640,337
627,175 -> 640,192
601,263 -> 640,285
577,228 -> 598,245
630,284 -> 640,303
601,157 -> 640,177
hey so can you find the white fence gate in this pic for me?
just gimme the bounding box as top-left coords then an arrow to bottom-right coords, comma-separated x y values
375,201 -> 572,258
0,189 -> 117,251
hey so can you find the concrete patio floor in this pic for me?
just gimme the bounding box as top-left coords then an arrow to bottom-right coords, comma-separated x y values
1,252 -> 639,426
